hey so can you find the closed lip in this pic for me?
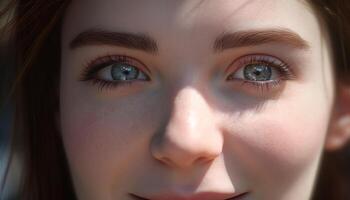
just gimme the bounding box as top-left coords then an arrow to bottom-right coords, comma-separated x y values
129,191 -> 250,200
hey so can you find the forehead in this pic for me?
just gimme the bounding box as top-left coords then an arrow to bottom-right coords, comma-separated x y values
62,0 -> 320,46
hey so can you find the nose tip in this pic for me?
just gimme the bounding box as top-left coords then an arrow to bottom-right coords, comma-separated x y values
151,133 -> 223,169
150,87 -> 223,169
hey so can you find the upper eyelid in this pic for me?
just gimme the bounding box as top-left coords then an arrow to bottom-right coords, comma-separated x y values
224,54 -> 292,75
85,54 -> 152,75
79,54 -> 151,82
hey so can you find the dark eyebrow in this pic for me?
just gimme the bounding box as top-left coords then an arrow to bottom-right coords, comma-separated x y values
213,28 -> 310,52
69,29 -> 158,53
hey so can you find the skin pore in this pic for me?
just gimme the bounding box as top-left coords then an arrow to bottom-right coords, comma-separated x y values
59,0 -> 346,199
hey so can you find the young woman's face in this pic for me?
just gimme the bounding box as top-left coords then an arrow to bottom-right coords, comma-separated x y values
60,1 -> 335,199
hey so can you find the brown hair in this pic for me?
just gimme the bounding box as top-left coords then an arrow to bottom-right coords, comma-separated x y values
0,0 -> 76,199
0,0 -> 349,199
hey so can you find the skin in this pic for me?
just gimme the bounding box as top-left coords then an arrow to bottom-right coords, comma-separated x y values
59,0 -> 344,199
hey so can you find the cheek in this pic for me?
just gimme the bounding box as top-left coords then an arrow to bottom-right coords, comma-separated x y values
263,96 -> 330,166
223,91 -> 332,193
60,103 -> 140,195
241,112 -> 327,169
59,85 -> 164,196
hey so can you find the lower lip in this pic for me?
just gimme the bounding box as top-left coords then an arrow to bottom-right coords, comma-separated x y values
129,192 -> 250,200
129,193 -> 149,200
226,192 -> 250,200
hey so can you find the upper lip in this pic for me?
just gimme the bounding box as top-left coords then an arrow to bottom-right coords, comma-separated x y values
129,191 -> 249,200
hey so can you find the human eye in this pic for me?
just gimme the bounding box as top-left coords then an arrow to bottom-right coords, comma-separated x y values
225,54 -> 295,95
79,55 -> 151,90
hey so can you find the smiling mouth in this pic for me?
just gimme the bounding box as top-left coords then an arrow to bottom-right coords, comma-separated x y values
129,192 -> 250,200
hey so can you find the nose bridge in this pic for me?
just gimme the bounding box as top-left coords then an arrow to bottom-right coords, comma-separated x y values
151,87 -> 223,169
171,87 -> 207,133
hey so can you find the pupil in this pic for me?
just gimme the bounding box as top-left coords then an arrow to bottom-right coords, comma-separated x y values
123,70 -> 130,75
244,64 -> 272,81
254,71 -> 261,76
111,64 -> 138,80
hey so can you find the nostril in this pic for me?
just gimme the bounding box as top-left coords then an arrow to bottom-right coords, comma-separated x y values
159,157 -> 175,167
195,156 -> 216,165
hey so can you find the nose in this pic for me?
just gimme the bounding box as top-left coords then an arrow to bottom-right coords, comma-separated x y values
150,87 -> 223,169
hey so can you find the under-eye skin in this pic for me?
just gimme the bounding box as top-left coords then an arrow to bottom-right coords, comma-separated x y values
226,54 -> 295,93
79,55 -> 151,90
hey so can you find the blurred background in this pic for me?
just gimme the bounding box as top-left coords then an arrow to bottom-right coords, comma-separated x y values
0,1 -> 21,199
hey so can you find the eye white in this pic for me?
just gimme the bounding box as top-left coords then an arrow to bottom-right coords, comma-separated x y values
98,65 -> 114,81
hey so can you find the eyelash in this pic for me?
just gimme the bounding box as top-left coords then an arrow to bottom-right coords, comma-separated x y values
225,54 -> 295,93
80,54 -> 295,93
79,54 -> 150,90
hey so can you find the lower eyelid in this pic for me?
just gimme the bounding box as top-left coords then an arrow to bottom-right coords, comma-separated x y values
226,79 -> 285,97
88,78 -> 148,92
